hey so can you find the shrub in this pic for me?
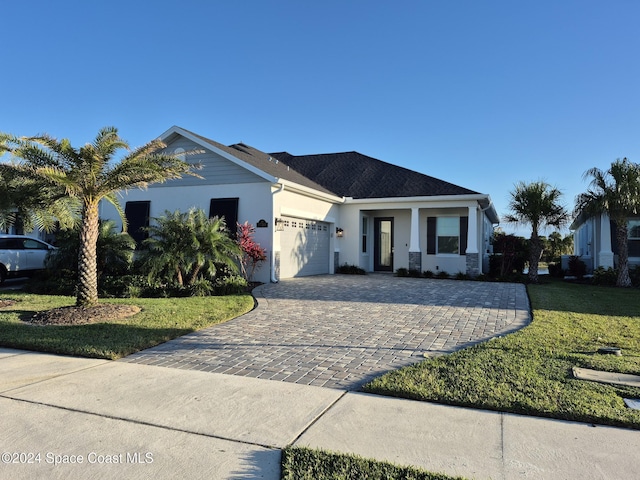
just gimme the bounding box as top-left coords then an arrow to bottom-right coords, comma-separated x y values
423,270 -> 434,278
592,267 -> 616,286
454,271 -> 469,280
408,269 -> 422,278
395,268 -> 409,277
567,255 -> 587,278
436,270 -> 449,279
336,264 -> 366,275
213,275 -> 248,295
547,262 -> 564,278
237,221 -> 267,281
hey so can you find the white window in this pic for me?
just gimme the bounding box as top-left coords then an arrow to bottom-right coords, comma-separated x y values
437,217 -> 459,254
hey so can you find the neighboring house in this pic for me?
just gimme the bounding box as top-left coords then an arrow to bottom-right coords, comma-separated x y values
570,212 -> 640,273
102,126 -> 500,284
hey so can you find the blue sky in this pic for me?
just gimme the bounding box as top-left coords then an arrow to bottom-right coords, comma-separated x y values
3,1 -> 639,237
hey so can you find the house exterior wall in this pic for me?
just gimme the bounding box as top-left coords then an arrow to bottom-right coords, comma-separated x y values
101,181 -> 275,284
572,213 -> 640,272
338,200 -> 494,275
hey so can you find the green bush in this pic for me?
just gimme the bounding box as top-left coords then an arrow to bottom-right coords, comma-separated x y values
547,262 -> 564,278
568,256 -> 587,278
336,264 -> 366,275
592,267 -> 617,286
423,270 -> 434,278
408,269 -> 422,278
395,268 -> 409,277
454,271 -> 469,280
436,270 -> 449,279
212,275 -> 248,295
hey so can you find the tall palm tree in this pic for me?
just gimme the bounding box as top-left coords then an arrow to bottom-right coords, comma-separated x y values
504,181 -> 569,283
575,158 -> 640,287
0,127 -> 198,306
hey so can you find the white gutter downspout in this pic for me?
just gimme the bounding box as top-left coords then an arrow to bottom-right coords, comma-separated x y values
271,183 -> 285,283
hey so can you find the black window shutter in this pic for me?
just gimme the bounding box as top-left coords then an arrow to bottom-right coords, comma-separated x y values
610,219 -> 618,254
460,216 -> 468,255
124,201 -> 150,246
209,198 -> 239,236
427,217 -> 436,254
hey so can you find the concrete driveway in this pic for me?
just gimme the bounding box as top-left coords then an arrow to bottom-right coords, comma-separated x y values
122,275 -> 530,390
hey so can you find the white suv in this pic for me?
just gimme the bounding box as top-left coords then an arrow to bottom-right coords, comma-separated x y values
0,235 -> 56,284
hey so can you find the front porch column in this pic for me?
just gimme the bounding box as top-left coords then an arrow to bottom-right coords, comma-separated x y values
408,207 -> 422,271
466,205 -> 480,276
599,213 -> 614,269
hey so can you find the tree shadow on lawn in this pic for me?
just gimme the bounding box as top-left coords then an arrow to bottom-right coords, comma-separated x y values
0,313 -> 192,359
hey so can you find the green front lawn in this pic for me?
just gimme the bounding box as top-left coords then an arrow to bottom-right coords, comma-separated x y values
281,447 -> 465,480
0,292 -> 254,359
364,278 -> 640,429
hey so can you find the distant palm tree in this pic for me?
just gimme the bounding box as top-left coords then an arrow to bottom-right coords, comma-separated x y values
142,209 -> 241,287
575,158 -> 640,287
504,181 -> 569,283
0,127 -> 198,306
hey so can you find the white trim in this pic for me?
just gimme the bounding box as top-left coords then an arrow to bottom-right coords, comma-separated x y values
277,180 -> 344,203
279,206 -> 336,224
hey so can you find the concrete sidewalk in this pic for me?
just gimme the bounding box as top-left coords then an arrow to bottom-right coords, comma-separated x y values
1,348 -> 638,480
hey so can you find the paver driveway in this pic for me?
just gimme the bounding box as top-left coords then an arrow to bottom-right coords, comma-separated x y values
122,275 -> 530,390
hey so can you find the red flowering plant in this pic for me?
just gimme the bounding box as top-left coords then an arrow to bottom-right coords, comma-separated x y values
237,221 -> 267,281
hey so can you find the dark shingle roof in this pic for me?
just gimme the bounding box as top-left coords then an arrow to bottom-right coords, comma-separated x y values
269,151 -> 479,199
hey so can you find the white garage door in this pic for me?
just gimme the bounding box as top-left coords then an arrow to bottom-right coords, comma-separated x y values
280,217 -> 330,278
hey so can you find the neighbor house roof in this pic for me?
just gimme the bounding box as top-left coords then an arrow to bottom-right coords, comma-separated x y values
269,151 -> 480,199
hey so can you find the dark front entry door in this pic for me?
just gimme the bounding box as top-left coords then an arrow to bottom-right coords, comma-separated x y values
374,217 -> 394,271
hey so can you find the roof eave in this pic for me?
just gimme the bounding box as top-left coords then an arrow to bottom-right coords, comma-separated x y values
277,179 -> 345,203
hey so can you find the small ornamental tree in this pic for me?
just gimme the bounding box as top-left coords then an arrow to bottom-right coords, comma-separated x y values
237,221 -> 267,281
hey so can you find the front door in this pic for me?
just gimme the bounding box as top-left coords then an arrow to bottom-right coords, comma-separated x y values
374,217 -> 394,271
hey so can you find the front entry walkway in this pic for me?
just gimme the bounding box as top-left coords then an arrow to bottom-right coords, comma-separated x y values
122,275 -> 530,390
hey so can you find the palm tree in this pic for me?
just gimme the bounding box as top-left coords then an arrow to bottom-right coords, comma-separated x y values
575,158 -> 640,287
142,209 -> 241,287
0,154 -> 80,233
46,220 -> 136,278
0,127 -> 198,306
504,181 -> 569,283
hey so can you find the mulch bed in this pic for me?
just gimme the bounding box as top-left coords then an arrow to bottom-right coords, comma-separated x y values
28,304 -> 141,326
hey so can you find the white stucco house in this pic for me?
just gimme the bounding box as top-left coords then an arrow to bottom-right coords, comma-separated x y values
101,126 -> 500,284
570,212 -> 640,273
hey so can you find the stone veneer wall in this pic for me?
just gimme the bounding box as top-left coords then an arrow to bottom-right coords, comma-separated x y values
466,253 -> 480,277
409,252 -> 422,272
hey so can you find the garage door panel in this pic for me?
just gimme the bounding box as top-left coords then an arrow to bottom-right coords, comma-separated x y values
280,218 -> 329,278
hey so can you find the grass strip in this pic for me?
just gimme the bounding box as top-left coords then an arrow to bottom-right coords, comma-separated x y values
281,446 -> 466,480
0,291 -> 254,359
364,278 -> 640,429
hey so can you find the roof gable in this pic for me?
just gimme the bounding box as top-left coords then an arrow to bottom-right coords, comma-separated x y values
270,151 -> 479,199
160,126 -> 335,195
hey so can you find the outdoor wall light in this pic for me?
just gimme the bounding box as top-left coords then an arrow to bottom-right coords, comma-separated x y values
336,227 -> 344,237
275,218 -> 285,231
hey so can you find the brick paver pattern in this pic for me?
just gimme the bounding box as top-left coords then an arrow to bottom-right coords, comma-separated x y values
122,275 -> 530,390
